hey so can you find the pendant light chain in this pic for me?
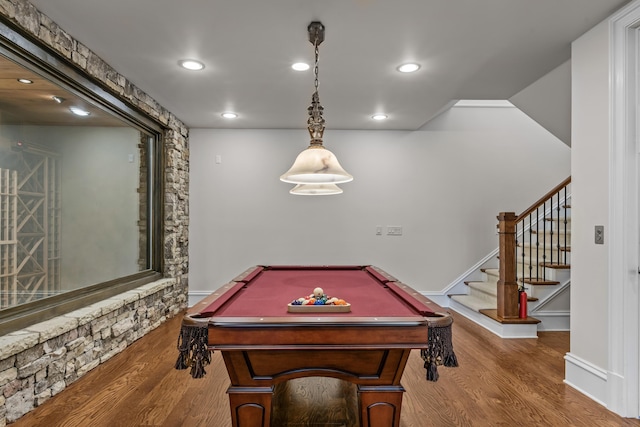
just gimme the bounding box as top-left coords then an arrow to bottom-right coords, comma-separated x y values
314,38 -> 319,93
307,32 -> 325,147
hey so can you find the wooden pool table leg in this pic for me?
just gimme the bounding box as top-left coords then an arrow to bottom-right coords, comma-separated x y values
357,385 -> 404,427
227,386 -> 273,427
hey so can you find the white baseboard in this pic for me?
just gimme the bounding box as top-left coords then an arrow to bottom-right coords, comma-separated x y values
188,290 -> 212,307
422,292 -> 451,308
564,352 -> 608,407
530,311 -> 570,331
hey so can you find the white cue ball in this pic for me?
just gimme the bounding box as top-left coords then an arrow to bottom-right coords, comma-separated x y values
313,287 -> 324,297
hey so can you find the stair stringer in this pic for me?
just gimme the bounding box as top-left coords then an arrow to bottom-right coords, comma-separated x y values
527,279 -> 570,331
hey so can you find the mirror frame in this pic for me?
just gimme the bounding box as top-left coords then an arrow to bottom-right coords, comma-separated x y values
0,17 -> 165,335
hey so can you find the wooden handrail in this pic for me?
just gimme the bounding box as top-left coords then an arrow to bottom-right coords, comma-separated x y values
516,176 -> 571,222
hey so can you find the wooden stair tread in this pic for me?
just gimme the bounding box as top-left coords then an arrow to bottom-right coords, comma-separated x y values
521,279 -> 560,285
539,263 -> 570,269
479,309 -> 541,324
527,296 -> 538,302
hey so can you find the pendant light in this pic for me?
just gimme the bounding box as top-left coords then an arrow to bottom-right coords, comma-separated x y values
280,22 -> 353,191
290,183 -> 343,195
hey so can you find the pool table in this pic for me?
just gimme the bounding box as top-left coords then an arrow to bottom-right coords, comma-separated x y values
176,265 -> 457,427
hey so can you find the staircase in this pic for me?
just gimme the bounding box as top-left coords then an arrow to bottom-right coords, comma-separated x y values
450,268 -> 499,312
449,177 -> 571,338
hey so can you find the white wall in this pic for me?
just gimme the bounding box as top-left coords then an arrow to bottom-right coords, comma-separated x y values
569,20 -> 611,388
568,2 -> 640,415
189,105 -> 570,294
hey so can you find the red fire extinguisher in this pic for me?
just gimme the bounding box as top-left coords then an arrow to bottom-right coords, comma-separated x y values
519,288 -> 528,319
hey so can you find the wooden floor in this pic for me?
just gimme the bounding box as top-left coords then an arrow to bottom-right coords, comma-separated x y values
12,311 -> 640,427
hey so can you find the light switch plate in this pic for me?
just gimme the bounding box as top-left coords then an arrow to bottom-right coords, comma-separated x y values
387,226 -> 403,236
595,225 -> 604,244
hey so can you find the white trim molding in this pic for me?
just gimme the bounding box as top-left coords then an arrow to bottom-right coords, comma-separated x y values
532,311 -> 570,332
188,290 -> 212,307
564,352 -> 608,407
453,100 -> 515,108
607,0 -> 640,417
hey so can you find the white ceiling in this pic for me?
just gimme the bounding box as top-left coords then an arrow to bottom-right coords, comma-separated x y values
28,0 -> 631,131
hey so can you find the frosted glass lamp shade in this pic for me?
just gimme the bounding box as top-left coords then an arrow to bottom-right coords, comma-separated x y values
290,183 -> 343,195
280,146 -> 353,184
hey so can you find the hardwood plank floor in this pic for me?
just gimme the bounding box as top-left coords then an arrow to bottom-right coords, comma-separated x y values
12,311 -> 640,427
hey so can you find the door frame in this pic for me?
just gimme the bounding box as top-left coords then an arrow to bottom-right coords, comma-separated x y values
609,0 -> 640,417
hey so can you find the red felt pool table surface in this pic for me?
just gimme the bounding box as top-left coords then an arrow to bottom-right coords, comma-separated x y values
206,265 -> 433,318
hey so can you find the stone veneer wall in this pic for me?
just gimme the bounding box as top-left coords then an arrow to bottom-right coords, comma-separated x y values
0,279 -> 183,423
0,0 -> 190,425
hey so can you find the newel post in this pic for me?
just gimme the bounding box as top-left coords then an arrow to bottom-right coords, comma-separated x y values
497,212 -> 519,319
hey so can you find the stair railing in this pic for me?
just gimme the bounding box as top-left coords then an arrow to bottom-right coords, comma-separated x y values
496,177 -> 571,320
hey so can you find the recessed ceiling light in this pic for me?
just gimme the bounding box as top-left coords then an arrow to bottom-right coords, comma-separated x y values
371,114 -> 388,121
178,59 -> 205,71
69,107 -> 90,116
52,96 -> 65,104
17,78 -> 33,84
397,63 -> 420,73
291,62 -> 310,71
221,112 -> 238,119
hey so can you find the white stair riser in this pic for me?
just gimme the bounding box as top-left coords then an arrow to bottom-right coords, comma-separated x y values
520,216 -> 571,228
482,266 -> 569,283
515,262 -> 570,281
518,252 -> 571,267
467,282 -> 497,297
524,233 -> 571,246
450,294 -> 495,312
481,272 -> 499,285
521,280 -> 569,300
544,217 -> 571,225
